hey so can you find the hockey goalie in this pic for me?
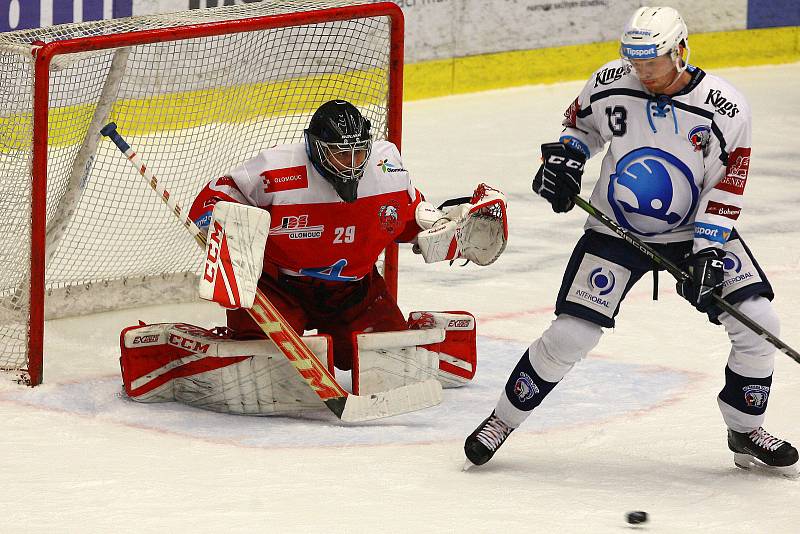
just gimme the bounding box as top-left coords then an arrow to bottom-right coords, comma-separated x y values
119,100 -> 508,417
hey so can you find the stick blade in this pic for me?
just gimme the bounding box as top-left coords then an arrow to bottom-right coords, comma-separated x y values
340,379 -> 443,423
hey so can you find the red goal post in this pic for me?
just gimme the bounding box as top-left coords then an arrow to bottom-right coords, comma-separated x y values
0,1 -> 404,386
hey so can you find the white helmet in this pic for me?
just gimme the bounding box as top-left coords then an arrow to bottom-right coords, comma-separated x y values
620,6 -> 689,67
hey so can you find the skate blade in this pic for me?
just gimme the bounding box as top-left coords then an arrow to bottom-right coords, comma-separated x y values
733,452 -> 799,479
462,460 -> 476,472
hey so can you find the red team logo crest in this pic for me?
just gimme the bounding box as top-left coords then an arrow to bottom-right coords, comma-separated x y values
378,202 -> 400,234
688,125 -> 711,152
407,311 -> 436,329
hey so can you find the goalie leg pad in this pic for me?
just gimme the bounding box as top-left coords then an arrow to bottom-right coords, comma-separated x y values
120,323 -> 331,415
352,328 -> 445,395
409,311 -> 477,387
351,311 -> 478,394
173,354 -> 325,415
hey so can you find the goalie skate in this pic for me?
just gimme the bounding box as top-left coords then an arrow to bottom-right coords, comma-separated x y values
729,428 -> 799,479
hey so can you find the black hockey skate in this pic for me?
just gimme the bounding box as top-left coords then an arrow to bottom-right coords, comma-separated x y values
728,427 -> 799,478
464,411 -> 514,469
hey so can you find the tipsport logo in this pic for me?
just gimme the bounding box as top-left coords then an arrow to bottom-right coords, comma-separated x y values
1,1 -> 133,32
694,222 -> 730,244
621,43 -> 658,59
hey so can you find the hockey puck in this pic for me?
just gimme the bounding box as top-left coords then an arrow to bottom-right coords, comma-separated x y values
625,511 -> 648,524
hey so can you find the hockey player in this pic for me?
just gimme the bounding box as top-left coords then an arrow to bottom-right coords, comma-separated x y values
186,99 -> 507,372
464,7 -> 798,476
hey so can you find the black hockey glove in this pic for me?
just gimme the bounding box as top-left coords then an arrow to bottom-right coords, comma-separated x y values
676,248 -> 726,313
532,142 -> 586,213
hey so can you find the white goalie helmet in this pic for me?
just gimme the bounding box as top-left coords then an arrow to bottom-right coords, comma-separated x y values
620,6 -> 690,72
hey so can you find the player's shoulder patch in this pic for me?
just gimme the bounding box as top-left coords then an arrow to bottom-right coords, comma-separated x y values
591,59 -> 633,90
698,73 -> 749,120
359,140 -> 414,200
371,140 -> 408,176
241,143 -> 310,194
372,140 -> 403,163
260,165 -> 309,193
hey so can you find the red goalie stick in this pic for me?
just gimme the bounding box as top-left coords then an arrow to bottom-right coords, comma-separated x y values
101,122 -> 442,422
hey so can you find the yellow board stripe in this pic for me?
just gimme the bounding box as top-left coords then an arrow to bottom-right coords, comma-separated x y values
1,27 -> 796,149
0,70 -> 386,149
405,26 -> 800,100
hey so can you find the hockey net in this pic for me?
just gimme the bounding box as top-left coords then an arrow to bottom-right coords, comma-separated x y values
0,0 -> 403,385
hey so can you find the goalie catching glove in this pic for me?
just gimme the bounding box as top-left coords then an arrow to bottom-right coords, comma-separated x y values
414,183 -> 508,266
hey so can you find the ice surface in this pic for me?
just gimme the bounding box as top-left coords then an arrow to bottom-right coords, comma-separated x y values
1,63 -> 799,533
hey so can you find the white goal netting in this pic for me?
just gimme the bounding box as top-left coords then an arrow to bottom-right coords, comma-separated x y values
0,0 -> 401,383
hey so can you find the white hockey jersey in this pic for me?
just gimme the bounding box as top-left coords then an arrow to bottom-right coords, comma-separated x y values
561,60 -> 751,253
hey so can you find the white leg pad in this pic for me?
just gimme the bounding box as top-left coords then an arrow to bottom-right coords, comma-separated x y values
120,323 -> 331,415
408,311 -> 478,387
174,354 -> 326,415
353,311 -> 479,394
354,329 -> 445,395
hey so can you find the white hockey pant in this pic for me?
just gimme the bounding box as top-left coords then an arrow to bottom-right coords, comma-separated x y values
496,314 -> 602,428
717,296 -> 779,432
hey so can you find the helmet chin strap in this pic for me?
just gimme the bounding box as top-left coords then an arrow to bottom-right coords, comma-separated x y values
660,44 -> 690,94
672,44 -> 689,72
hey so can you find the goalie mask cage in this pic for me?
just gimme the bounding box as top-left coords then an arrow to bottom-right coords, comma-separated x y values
0,0 -> 403,386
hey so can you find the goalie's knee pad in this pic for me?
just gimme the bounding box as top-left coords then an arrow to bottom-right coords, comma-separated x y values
529,314 -> 603,382
120,322 -> 332,415
719,296 -> 778,377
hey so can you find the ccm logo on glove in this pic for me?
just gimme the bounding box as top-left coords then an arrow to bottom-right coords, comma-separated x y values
546,154 -> 584,170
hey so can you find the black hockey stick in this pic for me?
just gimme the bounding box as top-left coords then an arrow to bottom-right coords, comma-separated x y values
573,195 -> 800,364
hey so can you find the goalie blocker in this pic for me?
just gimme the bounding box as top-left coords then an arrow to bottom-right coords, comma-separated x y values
120,311 -> 477,416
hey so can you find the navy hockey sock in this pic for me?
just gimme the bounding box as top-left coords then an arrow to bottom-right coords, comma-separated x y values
718,365 -> 772,417
503,349 -> 559,412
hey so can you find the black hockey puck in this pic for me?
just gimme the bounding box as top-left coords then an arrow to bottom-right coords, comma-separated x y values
625,511 -> 648,524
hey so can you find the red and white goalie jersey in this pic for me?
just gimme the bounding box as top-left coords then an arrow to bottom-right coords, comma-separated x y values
189,140 -> 423,281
